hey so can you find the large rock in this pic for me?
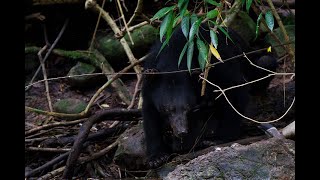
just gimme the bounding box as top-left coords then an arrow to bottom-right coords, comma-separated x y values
114,123 -> 148,170
164,138 -> 295,180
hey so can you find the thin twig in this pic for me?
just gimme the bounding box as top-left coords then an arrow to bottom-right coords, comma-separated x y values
26,147 -> 71,153
25,43 -> 292,89
25,152 -> 69,178
78,141 -> 119,162
62,108 -> 141,178
25,118 -> 87,136
38,45 -> 53,112
127,0 -> 144,26
27,19 -> 69,90
88,0 -> 107,51
38,166 -> 65,180
199,75 -> 295,124
127,74 -> 142,109
116,0 -> 134,45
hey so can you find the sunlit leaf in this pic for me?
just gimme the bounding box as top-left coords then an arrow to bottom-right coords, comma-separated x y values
210,29 -> 218,48
265,10 -> 274,31
187,40 -> 194,72
246,0 -> 253,13
209,44 -> 222,62
267,46 -> 272,52
196,38 -> 208,71
150,5 -> 175,21
207,9 -> 219,19
181,15 -> 190,39
178,42 -> 189,68
159,11 -> 174,42
254,13 -> 263,40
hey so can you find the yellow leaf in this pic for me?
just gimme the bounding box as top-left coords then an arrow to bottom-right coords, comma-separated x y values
209,44 -> 223,62
267,46 -> 272,52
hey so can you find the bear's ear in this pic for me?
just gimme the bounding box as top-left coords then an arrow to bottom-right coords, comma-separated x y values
143,68 -> 159,80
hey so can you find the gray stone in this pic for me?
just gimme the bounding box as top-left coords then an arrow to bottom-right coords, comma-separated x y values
164,138 -> 295,180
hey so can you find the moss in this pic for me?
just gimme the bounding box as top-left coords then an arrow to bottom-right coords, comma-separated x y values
53,98 -> 87,114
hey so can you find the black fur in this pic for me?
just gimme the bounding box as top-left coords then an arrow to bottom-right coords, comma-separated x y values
142,25 -> 277,168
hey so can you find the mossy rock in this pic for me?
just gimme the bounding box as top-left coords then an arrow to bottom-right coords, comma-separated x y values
67,61 -> 97,88
94,24 -> 158,68
53,98 -> 87,114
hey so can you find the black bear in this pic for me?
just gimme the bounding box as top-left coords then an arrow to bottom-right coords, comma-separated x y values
141,24 -> 277,168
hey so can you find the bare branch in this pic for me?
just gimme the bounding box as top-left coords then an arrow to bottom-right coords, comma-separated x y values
26,19 -> 69,90
199,76 -> 295,124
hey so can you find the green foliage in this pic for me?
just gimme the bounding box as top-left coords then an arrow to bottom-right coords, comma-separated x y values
151,5 -> 175,21
207,9 -> 219,19
254,13 -> 263,40
150,0 -> 280,72
187,40 -> 194,72
178,42 -> 189,68
205,0 -> 221,6
189,18 -> 202,42
210,29 -> 218,48
181,15 -> 190,39
159,11 -> 174,42
265,10 -> 274,31
246,0 -> 253,13
196,38 -> 208,71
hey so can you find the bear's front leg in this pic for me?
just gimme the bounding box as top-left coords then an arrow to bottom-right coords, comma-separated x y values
142,102 -> 170,168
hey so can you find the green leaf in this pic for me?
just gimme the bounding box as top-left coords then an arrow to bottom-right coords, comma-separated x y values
206,9 -> 219,19
190,14 -> 198,26
189,18 -> 202,42
150,5 -> 175,21
205,0 -> 221,6
178,0 -> 186,10
246,0 -> 253,13
166,12 -> 175,40
157,31 -> 173,57
181,15 -> 190,39
159,11 -> 174,42
217,26 -> 234,44
265,10 -> 274,31
187,40 -> 194,72
178,41 -> 189,68
179,1 -> 189,18
173,15 -> 181,28
196,38 -> 208,71
241,0 -> 246,8
254,13 -> 263,40
210,29 -> 218,49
